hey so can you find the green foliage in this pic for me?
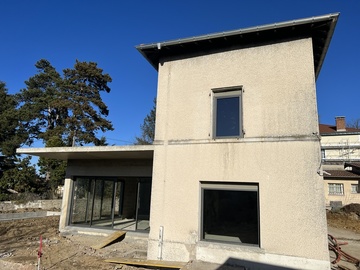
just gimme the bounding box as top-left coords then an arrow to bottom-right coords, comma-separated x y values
38,136 -> 67,193
0,157 -> 46,195
62,60 -> 113,145
0,82 -> 30,192
1,59 -> 113,200
12,191 -> 44,204
135,99 -> 156,145
0,193 -> 10,201
17,59 -> 114,146
17,60 -> 66,143
0,156 -> 16,179
0,82 -> 28,156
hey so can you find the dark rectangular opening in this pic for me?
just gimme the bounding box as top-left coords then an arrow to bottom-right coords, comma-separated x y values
201,183 -> 259,246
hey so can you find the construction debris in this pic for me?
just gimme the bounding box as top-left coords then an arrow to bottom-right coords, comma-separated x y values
328,234 -> 360,267
105,258 -> 187,269
91,231 -> 126,250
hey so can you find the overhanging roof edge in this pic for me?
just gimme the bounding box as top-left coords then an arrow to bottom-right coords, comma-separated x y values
16,146 -> 155,160
136,13 -> 340,76
136,13 -> 339,50
314,14 -> 339,79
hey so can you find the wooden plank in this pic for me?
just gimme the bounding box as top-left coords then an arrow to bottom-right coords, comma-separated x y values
105,258 -> 187,269
91,231 -> 126,249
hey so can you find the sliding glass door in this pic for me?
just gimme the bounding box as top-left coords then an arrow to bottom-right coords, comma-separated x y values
70,177 -> 151,232
135,178 -> 151,230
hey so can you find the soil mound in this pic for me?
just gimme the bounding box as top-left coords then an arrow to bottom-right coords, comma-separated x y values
341,203 -> 360,216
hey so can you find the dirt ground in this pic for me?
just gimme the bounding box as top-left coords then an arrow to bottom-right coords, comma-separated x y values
0,216 -> 150,270
327,205 -> 360,234
0,206 -> 359,270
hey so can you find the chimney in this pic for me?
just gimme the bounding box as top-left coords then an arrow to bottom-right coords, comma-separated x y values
335,116 -> 346,132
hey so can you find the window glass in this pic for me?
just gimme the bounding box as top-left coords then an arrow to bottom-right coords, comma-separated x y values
328,183 -> 344,195
201,184 -> 259,246
216,97 -> 240,137
70,177 -> 151,231
213,87 -> 242,138
351,184 -> 358,194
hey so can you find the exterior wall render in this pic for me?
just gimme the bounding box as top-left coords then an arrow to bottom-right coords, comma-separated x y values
149,38 -> 330,269
324,179 -> 360,206
149,142 -> 328,265
321,132 -> 360,206
155,38 -> 318,142
321,134 -> 360,162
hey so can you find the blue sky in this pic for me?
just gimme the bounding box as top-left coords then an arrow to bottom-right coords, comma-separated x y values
1,0 -> 359,146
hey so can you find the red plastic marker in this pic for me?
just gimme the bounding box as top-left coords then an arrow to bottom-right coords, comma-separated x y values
37,235 -> 42,270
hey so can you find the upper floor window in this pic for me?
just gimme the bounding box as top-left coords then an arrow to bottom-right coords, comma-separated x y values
213,86 -> 242,138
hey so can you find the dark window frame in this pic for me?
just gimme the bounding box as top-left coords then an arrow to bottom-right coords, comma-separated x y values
212,86 -> 243,139
200,182 -> 260,246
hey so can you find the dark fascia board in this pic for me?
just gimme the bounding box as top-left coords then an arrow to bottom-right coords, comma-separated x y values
324,175 -> 360,180
136,13 -> 339,80
345,162 -> 360,173
321,131 -> 360,136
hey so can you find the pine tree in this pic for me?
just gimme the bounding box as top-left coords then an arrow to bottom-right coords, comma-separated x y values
135,99 -> 156,145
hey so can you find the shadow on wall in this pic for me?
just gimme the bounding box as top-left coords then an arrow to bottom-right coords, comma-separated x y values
216,258 -> 298,270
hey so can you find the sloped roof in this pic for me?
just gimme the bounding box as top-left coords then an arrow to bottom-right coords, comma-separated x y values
319,124 -> 360,134
345,162 -> 360,175
346,162 -> 360,169
137,13 -> 339,80
324,170 -> 360,179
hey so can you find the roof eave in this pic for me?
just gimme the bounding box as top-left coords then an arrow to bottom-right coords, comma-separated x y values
314,14 -> 339,79
16,146 -> 155,160
136,13 -> 340,78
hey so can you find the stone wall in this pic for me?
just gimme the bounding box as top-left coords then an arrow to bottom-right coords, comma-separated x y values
0,200 -> 62,212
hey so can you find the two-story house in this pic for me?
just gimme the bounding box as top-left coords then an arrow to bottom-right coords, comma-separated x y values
18,13 -> 340,270
320,116 -> 360,207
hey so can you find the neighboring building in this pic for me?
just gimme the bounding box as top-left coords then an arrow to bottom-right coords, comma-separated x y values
320,117 -> 360,207
18,13 -> 340,270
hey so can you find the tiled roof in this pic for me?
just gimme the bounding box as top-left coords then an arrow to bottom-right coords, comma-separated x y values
324,169 -> 360,179
345,162 -> 360,171
319,124 -> 360,134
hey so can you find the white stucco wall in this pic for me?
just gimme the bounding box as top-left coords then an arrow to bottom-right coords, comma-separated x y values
321,133 -> 360,161
155,38 -> 319,141
324,179 -> 360,206
149,38 -> 330,269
